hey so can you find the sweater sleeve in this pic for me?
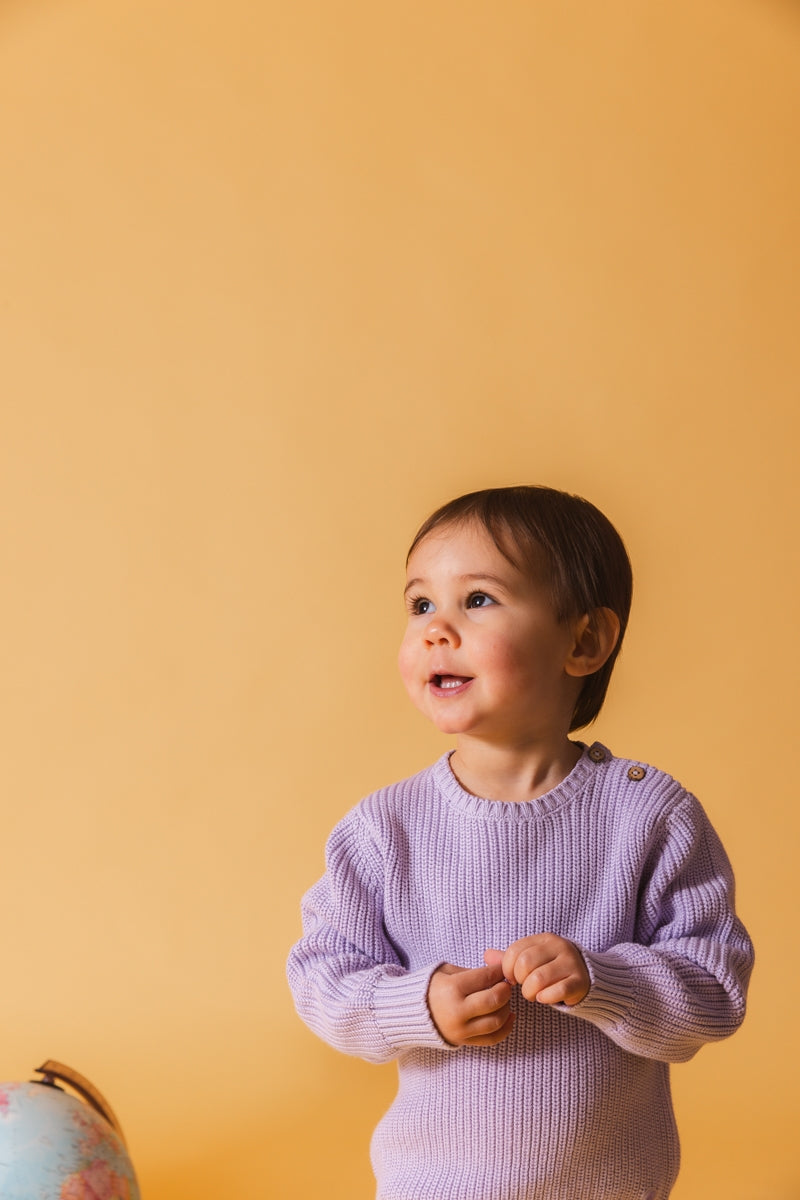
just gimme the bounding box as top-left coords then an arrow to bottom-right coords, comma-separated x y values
286,807 -> 451,1063
565,792 -> 754,1063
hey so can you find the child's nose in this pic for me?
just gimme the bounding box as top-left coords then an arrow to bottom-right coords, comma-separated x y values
424,615 -> 460,647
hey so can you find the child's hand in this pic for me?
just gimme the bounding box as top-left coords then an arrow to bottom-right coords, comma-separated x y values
427,962 -> 515,1047
484,935 -> 590,1007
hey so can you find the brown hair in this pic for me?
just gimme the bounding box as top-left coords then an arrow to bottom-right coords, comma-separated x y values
407,486 -> 633,731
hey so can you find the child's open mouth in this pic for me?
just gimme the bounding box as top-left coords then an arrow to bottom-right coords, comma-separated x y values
430,674 -> 473,694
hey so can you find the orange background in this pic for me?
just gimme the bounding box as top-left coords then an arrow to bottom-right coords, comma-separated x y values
1,2 -> 798,1196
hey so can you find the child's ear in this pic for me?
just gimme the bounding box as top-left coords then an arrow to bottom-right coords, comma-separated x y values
564,608 -> 620,678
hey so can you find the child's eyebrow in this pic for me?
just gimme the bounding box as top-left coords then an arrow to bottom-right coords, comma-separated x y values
458,573 -> 510,590
404,573 -> 510,596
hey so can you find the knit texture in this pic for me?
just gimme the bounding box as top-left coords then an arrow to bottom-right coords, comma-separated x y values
287,744 -> 754,1200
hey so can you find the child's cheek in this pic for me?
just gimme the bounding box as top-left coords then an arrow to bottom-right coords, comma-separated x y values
397,640 -> 420,701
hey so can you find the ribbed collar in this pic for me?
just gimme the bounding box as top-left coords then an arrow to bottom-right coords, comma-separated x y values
431,741 -> 609,821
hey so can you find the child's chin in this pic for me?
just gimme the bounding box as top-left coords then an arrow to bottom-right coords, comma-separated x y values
428,715 -> 470,737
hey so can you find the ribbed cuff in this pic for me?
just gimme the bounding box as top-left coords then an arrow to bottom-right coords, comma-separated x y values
373,965 -> 456,1053
563,949 -> 636,1030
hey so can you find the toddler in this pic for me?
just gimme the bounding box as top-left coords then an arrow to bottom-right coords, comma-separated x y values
287,485 -> 754,1200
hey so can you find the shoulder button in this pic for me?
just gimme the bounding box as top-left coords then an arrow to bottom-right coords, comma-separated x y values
627,765 -> 646,781
588,746 -> 606,763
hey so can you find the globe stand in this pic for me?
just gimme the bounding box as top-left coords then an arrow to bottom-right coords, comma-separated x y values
33,1059 -> 128,1146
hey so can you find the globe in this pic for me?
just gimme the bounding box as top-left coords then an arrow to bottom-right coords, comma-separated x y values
0,1063 -> 140,1200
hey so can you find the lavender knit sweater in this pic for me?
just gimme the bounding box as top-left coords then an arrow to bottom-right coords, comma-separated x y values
287,744 -> 753,1200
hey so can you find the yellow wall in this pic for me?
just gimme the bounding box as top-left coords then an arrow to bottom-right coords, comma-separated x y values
1,2 -> 798,1196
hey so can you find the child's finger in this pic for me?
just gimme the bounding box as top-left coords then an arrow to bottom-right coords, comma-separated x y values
518,953 -> 590,1006
504,939 -> 556,985
484,947 -> 516,986
462,977 -> 513,1021
453,961 -> 506,997
464,1009 -> 516,1047
529,972 -> 587,1006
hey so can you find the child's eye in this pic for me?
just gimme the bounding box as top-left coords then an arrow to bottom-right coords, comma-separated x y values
466,592 -> 495,609
409,596 -> 435,616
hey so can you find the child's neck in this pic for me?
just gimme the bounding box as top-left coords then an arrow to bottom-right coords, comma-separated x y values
449,736 -> 582,803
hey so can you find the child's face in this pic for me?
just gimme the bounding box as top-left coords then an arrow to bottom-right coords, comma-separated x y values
398,521 -> 583,747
